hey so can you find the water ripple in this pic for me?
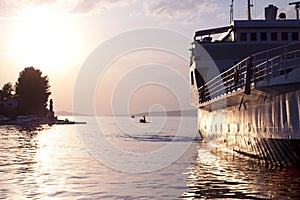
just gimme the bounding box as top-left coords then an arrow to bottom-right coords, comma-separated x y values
182,141 -> 300,199
1,117 -> 300,199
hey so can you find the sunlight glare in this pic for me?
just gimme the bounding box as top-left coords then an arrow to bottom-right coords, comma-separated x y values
10,7 -> 78,72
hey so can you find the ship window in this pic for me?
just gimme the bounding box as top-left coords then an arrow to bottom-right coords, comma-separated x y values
191,71 -> 194,85
250,33 -> 257,41
240,32 -> 247,41
292,32 -> 299,41
271,32 -> 277,41
261,32 -> 267,41
281,32 -> 288,41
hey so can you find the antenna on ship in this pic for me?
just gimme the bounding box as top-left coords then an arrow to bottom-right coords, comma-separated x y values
230,0 -> 234,23
289,1 -> 300,20
247,0 -> 253,20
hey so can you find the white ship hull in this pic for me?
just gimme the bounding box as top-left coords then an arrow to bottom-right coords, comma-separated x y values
197,87 -> 300,166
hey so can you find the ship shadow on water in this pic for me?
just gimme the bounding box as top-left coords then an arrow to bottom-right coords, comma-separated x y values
182,141 -> 300,199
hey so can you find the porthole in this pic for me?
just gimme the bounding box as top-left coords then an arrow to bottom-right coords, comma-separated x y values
271,32 -> 277,41
261,32 -> 267,41
250,32 -> 257,41
281,32 -> 288,41
240,32 -> 247,41
292,32 -> 298,41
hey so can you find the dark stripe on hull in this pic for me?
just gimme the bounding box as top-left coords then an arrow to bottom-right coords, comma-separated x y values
216,137 -> 300,167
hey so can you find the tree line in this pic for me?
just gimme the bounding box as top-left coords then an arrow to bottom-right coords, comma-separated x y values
0,67 -> 51,118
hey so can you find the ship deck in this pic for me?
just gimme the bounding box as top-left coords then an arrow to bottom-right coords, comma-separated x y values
196,42 -> 300,111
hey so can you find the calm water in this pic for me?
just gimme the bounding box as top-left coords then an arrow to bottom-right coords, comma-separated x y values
0,116 -> 300,199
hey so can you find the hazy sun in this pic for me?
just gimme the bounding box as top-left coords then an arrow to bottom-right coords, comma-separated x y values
11,7 -> 78,72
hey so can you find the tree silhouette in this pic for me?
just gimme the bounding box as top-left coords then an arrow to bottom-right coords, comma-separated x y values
15,67 -> 51,117
0,82 -> 14,100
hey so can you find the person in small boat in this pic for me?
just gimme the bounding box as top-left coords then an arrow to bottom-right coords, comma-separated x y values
139,116 -> 146,123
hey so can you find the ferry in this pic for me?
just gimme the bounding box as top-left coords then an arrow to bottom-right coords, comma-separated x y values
190,1 -> 300,166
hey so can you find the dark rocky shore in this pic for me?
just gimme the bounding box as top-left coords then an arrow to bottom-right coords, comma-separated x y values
0,115 -> 86,126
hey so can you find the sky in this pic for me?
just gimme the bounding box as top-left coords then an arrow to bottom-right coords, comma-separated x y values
0,0 -> 295,115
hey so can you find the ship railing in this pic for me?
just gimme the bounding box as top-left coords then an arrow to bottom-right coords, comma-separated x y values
252,43 -> 300,82
197,42 -> 300,104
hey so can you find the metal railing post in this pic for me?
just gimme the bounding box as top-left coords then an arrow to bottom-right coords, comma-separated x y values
284,46 -> 287,79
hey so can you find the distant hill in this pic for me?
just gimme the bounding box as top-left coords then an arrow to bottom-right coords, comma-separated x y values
56,111 -> 90,116
56,109 -> 197,117
133,109 -> 197,117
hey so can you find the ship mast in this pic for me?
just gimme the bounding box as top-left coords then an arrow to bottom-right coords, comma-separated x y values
247,0 -> 253,20
289,1 -> 300,20
230,0 -> 234,23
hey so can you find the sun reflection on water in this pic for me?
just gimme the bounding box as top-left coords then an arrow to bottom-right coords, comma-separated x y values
0,124 -> 89,199
34,126 -> 64,198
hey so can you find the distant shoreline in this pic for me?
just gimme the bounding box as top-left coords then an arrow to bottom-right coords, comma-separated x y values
0,116 -> 86,126
56,109 -> 197,117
